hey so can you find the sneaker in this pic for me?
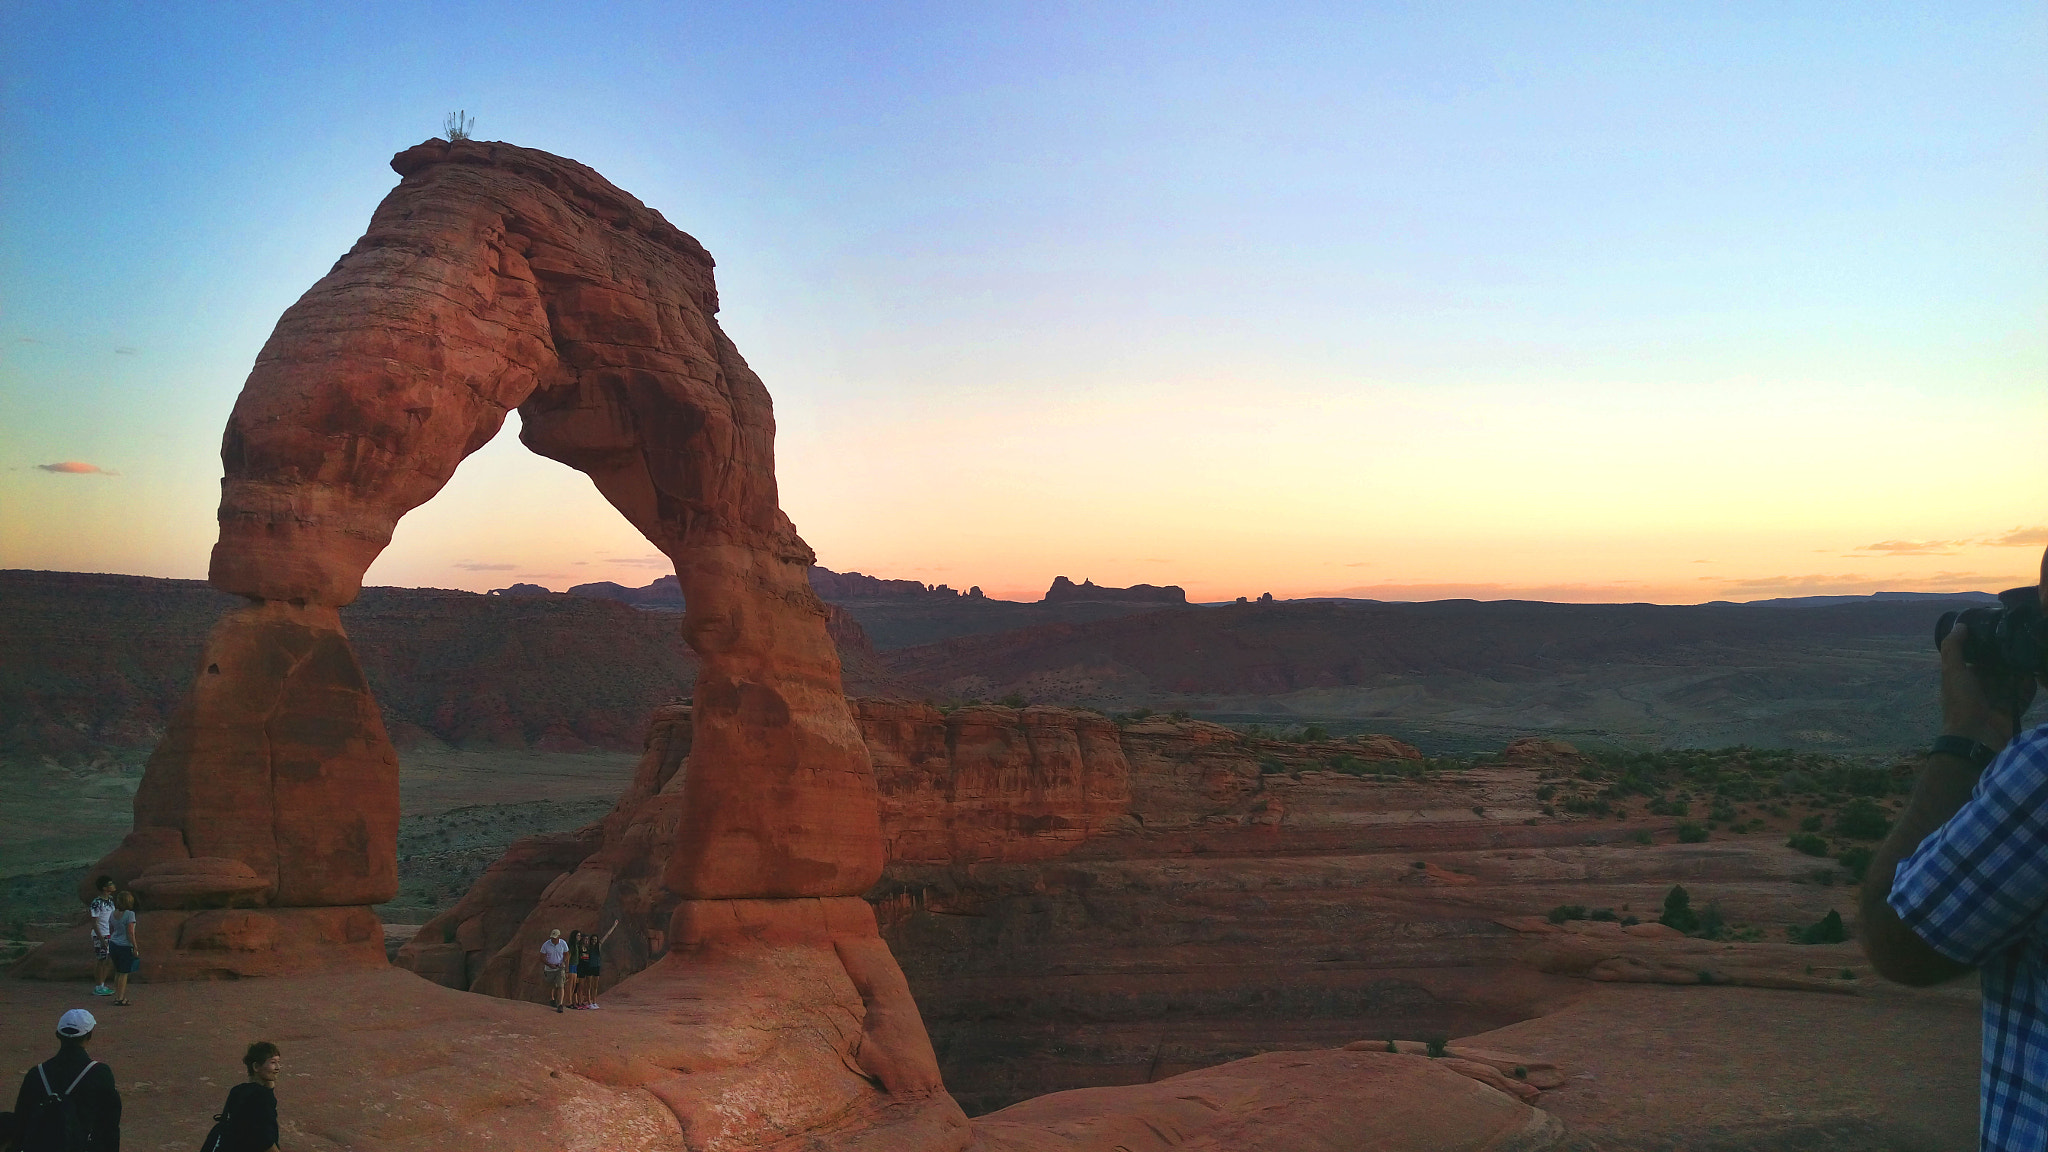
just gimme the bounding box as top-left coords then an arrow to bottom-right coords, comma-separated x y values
555,1004 -> 563,1013
586,1003 -> 601,1010
92,986 -> 112,996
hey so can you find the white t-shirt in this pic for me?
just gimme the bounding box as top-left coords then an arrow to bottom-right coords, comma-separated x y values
90,896 -> 115,938
540,938 -> 568,967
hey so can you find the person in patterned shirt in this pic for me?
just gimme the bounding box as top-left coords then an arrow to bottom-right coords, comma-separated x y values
87,875 -> 117,997
1863,548 -> 2048,1152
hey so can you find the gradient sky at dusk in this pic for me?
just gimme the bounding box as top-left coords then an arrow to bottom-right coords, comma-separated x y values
4,3 -> 2044,603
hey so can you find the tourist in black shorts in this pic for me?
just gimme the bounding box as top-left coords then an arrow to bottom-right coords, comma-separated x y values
576,920 -> 619,1008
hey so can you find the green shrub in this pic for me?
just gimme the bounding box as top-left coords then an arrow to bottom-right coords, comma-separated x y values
1632,830 -> 1652,845
1536,784 -> 1558,801
1835,845 -> 1874,883
1799,814 -> 1824,832
999,692 -> 1028,708
1791,909 -> 1848,945
1547,904 -> 1589,924
1659,885 -> 1699,934
1588,907 -> 1619,922
1385,1039 -> 1398,1052
1677,822 -> 1709,843
1834,797 -> 1891,841
1425,1036 -> 1448,1059
1301,724 -> 1329,742
1695,902 -> 1726,940
1787,832 -> 1830,857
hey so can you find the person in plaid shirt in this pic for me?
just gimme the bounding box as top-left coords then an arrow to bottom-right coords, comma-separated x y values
1863,549 -> 2048,1152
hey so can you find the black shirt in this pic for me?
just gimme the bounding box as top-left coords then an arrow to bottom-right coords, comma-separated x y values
216,1081 -> 278,1152
11,1046 -> 120,1151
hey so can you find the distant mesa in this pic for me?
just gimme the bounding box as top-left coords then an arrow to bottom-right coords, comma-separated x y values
495,567 -> 984,608
808,565 -> 983,602
566,574 -> 684,608
1043,575 -> 1188,605
483,582 -> 555,598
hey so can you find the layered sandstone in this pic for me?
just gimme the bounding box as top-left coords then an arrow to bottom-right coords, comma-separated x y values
402,705 -> 1896,1118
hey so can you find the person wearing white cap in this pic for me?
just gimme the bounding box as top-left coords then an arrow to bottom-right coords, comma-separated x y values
10,1008 -> 121,1150
539,929 -> 570,1013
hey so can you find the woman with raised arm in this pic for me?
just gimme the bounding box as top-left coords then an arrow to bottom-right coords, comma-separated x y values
579,920 -> 620,1008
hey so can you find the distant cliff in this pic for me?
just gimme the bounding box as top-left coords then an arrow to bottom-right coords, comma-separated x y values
808,566 -> 984,601
563,574 -> 682,608
0,570 -> 899,759
1042,575 -> 1187,605
502,567 -> 986,607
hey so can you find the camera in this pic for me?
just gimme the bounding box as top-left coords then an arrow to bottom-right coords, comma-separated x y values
1936,585 -> 2048,679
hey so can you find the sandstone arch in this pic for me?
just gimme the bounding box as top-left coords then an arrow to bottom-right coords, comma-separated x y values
89,138 -> 882,930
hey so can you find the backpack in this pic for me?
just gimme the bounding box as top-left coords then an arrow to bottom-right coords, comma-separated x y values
198,1084 -> 244,1152
197,1098 -> 233,1152
18,1060 -> 97,1151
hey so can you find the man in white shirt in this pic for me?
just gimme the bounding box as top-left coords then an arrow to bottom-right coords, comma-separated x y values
88,876 -> 117,997
539,929 -> 569,1014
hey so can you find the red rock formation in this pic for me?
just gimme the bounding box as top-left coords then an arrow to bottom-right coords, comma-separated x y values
1496,738 -> 1588,769
869,703 -> 1133,865
23,139 -> 964,1144
60,139 -> 884,960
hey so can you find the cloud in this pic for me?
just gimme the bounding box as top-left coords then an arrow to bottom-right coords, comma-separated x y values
454,561 -> 516,571
1990,526 -> 2048,547
1697,571 -> 2001,598
36,461 -> 112,475
1853,539 -> 1963,556
605,555 -> 671,567
113,346 -> 138,356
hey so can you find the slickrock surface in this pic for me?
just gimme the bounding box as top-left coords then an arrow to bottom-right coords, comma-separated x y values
972,1049 -> 1561,1151
0,971 -> 1970,1150
1461,982 -> 1979,1150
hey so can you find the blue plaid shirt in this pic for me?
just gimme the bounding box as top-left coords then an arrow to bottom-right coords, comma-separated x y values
1891,724 -> 2048,1152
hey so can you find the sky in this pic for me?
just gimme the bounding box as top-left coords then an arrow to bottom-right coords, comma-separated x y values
3,3 -> 2044,604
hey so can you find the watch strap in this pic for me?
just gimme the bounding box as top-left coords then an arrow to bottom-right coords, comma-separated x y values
1930,735 -> 1998,768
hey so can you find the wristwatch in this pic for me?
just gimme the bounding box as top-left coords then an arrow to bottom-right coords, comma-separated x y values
1930,735 -> 1998,769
